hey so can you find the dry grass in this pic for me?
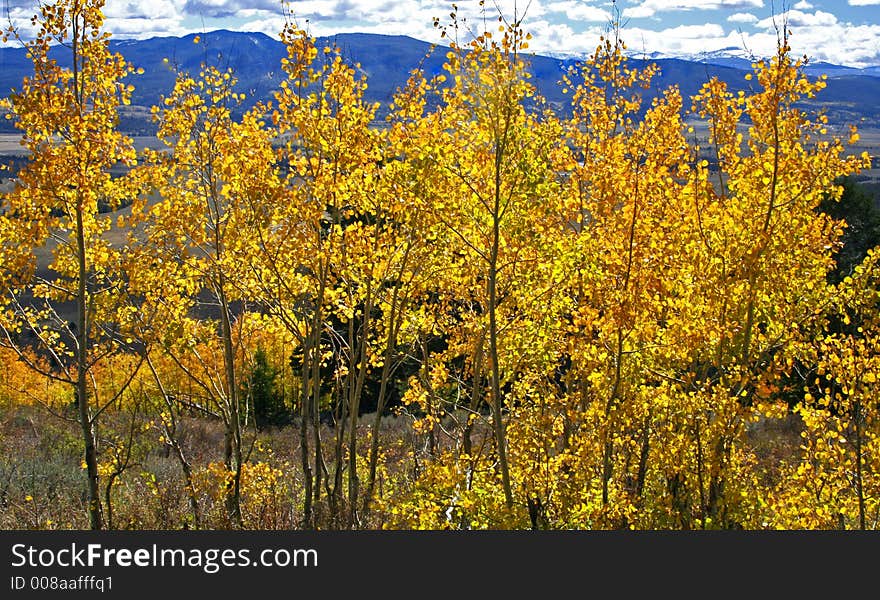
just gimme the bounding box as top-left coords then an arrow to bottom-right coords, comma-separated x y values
0,401 -> 425,530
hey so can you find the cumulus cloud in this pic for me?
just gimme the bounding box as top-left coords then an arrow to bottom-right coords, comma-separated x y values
279,1 -> 344,21
546,1 -> 611,23
102,18 -> 188,38
623,0 -> 764,20
756,9 -> 837,28
104,0 -> 179,21
849,0 -> 880,6
183,0 -> 282,19
619,11 -> 880,68
1,0 -> 190,41
793,1 -> 813,9
744,9 -> 880,66
1,0 -> 39,9
728,12 -> 759,24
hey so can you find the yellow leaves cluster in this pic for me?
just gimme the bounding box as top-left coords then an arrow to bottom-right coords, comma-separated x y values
192,461 -> 291,528
382,451 -> 518,529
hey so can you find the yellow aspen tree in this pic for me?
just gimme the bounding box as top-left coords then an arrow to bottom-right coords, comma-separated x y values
134,59 -> 267,527
241,23 -> 401,527
0,0 -> 144,530
255,25 -> 441,529
672,33 -> 871,527
357,70 -> 450,521
243,24 -> 330,528
547,29 -> 693,527
387,11 -> 570,527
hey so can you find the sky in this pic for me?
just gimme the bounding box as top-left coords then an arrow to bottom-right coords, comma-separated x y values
3,0 -> 880,67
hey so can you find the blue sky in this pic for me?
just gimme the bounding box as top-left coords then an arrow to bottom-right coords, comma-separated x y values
5,0 -> 880,67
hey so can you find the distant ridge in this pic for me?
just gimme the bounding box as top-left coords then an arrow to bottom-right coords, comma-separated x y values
1,29 -> 878,133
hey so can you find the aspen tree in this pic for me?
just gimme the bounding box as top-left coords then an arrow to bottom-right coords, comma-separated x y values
0,0 -> 144,529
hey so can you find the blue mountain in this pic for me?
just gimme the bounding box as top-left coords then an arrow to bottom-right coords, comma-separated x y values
1,29 -> 878,133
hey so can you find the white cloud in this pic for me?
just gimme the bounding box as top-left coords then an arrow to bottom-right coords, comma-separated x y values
793,1 -> 813,9
104,0 -> 178,20
546,1 -> 611,22
623,0 -> 763,19
623,5 -> 657,18
756,9 -> 838,28
849,0 -> 880,6
103,18 -> 188,38
2,6 -> 44,40
618,26 -> 734,55
659,22 -> 727,38
728,12 -> 758,24
182,0 -> 281,19
616,13 -> 880,68
236,8 -> 279,19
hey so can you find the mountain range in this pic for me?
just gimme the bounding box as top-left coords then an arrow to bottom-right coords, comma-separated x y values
1,29 -> 878,134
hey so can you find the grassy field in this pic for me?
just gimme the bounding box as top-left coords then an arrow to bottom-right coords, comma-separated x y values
0,134 -> 167,157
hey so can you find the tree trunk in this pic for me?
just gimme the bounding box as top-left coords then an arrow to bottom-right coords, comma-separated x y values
488,202 -> 513,510
218,280 -> 243,528
75,206 -> 102,530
